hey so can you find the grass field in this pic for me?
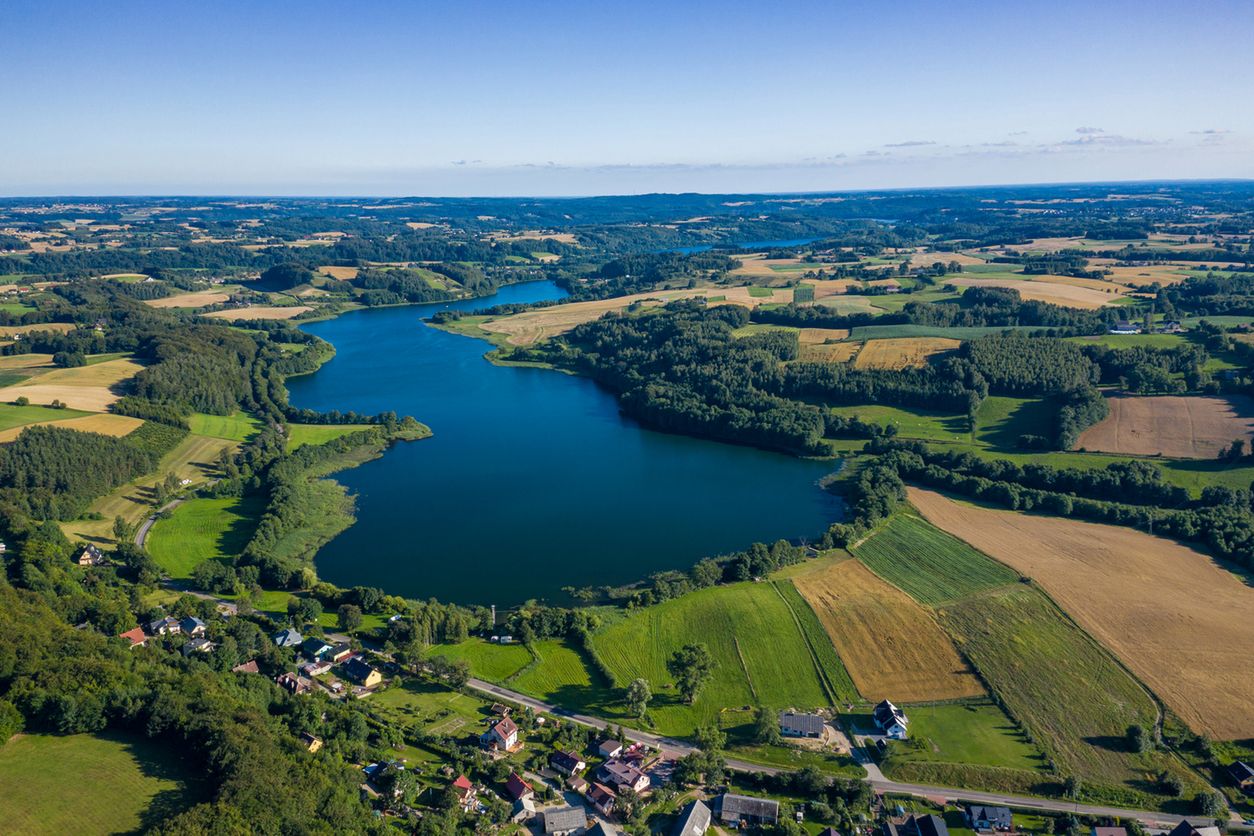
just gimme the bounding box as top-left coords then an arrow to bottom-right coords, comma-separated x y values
770,579 -> 860,704
793,559 -> 984,703
428,639 -> 532,681
0,401 -> 90,430
911,487 -> 1254,740
146,494 -> 263,579
287,423 -> 364,450
852,514 -> 1019,605
371,679 -> 494,739
187,411 -> 263,442
829,403 -> 972,444
0,733 -> 203,835
589,581 -> 836,735
886,701 -> 1045,771
509,639 -> 615,705
849,324 -> 1058,340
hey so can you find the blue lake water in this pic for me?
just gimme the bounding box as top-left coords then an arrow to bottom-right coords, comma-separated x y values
287,281 -> 842,605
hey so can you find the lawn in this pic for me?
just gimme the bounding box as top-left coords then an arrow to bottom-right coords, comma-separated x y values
371,678 -> 494,739
0,401 -> 89,430
851,514 -> 1019,605
0,732 -> 204,835
428,639 -> 532,682
883,701 -> 1044,771
589,581 -> 835,735
187,411 -> 263,442
146,494 -> 263,579
287,423 -> 364,450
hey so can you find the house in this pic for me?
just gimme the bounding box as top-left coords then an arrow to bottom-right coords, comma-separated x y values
779,710 -> 825,738
326,642 -> 354,662
276,671 -> 311,695
818,829 -> 841,836
481,716 -> 519,752
587,823 -> 617,836
491,702 -> 513,717
179,616 -> 207,638
147,616 -> 181,636
911,815 -> 950,836
719,793 -> 779,827
1091,828 -> 1127,836
671,799 -> 712,836
300,732 -> 323,753
967,806 -> 1013,832
511,796 -> 536,822
119,626 -> 147,648
302,636 -> 333,660
588,781 -> 616,816
1166,823 -> 1221,836
1161,320 -> 1183,333
504,772 -> 533,802
272,627 -> 303,648
1108,321 -> 1141,335
551,750 -> 586,776
1228,760 -> 1254,792
542,805 -> 587,835
568,776 -> 588,793
181,638 -> 215,656
76,544 -> 105,566
598,760 -> 650,794
232,660 -> 260,674
873,700 -> 909,739
452,775 -> 477,810
597,739 -> 623,759
343,657 -> 382,688
302,660 -> 332,677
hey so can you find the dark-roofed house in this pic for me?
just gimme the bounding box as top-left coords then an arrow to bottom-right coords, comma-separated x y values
119,626 -> 147,648
181,637 -> 215,656
588,781 -> 616,816
719,793 -> 779,827
587,822 -> 617,836
76,544 -> 105,567
272,627 -> 303,648
967,806 -> 1012,832
326,642 -> 354,662
343,656 -> 382,688
1167,822 -> 1221,836
542,805 -> 586,835
147,616 -> 181,636
1229,760 -> 1254,792
873,700 -> 909,739
504,772 -> 533,802
598,759 -> 650,794
818,829 -> 841,836
885,815 -> 948,836
179,616 -> 207,637
671,799 -> 712,836
550,750 -> 586,776
1091,827 -> 1127,836
302,636 -> 333,660
780,710 -> 825,738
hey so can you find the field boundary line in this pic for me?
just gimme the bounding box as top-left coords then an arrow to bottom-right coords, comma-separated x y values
769,580 -> 839,706
504,643 -> 543,686
732,637 -> 759,704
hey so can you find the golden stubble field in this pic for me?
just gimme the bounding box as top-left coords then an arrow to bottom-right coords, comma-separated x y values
0,357 -> 145,411
944,277 -> 1120,308
145,289 -> 232,308
853,337 -> 961,370
793,558 -> 985,703
908,487 -> 1254,739
1077,394 -> 1254,458
202,306 -> 312,321
0,413 -> 143,443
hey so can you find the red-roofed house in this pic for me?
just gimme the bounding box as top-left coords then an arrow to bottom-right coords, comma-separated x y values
453,775 -> 477,810
588,782 -> 616,816
119,626 -> 147,649
505,772 -> 533,802
481,716 -> 520,752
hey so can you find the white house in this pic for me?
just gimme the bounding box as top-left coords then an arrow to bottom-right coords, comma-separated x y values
481,716 -> 519,751
873,699 -> 909,739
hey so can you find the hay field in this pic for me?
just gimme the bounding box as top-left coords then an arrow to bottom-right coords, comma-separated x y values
901,249 -> 988,267
0,357 -> 144,411
0,413 -> 143,443
946,277 -> 1116,308
318,265 -> 359,280
798,327 -> 850,344
145,289 -> 231,308
0,322 -> 76,337
481,286 -> 791,346
1088,259 -> 1196,286
799,342 -> 862,363
730,253 -> 822,279
0,353 -> 55,373
203,305 -> 312,320
909,487 -> 1254,739
1077,394 -> 1254,458
853,337 -> 961,370
808,278 -> 901,300
793,559 -> 984,702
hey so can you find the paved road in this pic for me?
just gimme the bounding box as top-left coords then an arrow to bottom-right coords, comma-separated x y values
134,497 -> 185,548
466,679 -> 1227,831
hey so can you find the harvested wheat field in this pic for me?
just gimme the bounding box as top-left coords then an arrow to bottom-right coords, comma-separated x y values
901,249 -> 988,267
0,322 -> 76,337
0,413 -> 143,443
203,306 -> 312,321
947,277 -> 1116,308
808,278 -> 901,300
729,253 -> 819,279
0,353 -> 55,372
793,558 -> 984,702
799,328 -> 850,344
318,265 -> 360,280
145,289 -> 232,308
853,337 -> 961,370
800,341 -> 862,363
482,286 -> 791,346
1077,394 -> 1254,458
909,487 -> 1254,739
0,357 -> 145,411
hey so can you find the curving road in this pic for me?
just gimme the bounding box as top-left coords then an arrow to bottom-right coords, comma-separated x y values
466,678 -> 1235,831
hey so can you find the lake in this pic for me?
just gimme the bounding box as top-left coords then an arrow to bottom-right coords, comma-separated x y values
287,281 -> 842,605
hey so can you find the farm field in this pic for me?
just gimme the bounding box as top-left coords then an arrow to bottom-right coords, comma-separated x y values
770,578 -> 861,704
852,337 -> 961,370
828,403 -> 970,444
884,701 -> 1044,771
944,276 -> 1119,308
792,559 -> 984,703
0,356 -> 144,411
144,289 -> 232,308
287,423 -> 363,449
589,581 -> 836,735
0,352 -> 56,385
0,401 -> 89,430
0,322 -> 76,337
851,514 -> 1019,605
146,495 -> 263,579
508,639 -> 616,706
910,486 -> 1254,740
0,732 -> 202,835
1076,394 -> 1254,458
188,411 -> 263,442
203,305 -> 312,320
0,412 -> 142,443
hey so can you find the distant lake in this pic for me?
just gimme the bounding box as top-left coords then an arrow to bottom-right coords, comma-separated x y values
669,237 -> 822,255
287,281 -> 842,606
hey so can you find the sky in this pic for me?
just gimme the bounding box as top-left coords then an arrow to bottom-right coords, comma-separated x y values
3,0 -> 1252,196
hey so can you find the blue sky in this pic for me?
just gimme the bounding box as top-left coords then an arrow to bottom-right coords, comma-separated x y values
3,0 -> 1251,195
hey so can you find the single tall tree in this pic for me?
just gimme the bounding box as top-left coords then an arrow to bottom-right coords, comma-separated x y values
667,643 -> 715,704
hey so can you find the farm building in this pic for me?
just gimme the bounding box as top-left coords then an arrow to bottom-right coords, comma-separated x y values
272,627 -> 303,648
550,750 -> 586,776
1108,321 -> 1141,334
541,805 -> 586,835
481,716 -> 519,752
873,699 -> 909,739
598,759 -> 650,793
780,710 -> 825,738
967,806 -> 1012,832
504,772 -> 533,802
671,799 -> 712,836
343,657 -> 382,687
719,793 -> 779,827
588,781 -> 616,816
